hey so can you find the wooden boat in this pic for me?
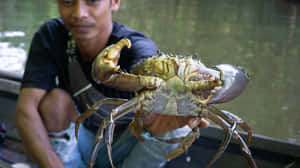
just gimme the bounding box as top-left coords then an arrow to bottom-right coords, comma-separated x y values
0,70 -> 299,168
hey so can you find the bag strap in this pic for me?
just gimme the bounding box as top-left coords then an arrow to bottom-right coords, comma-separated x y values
66,33 -> 106,114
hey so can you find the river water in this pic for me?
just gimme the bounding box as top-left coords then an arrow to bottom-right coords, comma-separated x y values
0,0 -> 299,144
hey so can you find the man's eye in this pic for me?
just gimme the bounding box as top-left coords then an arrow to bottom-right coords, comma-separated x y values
61,0 -> 73,5
88,0 -> 100,3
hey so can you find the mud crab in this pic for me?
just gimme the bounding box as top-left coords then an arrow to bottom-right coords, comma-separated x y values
75,38 -> 257,168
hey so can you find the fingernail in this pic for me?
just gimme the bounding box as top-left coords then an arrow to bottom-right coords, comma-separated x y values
191,119 -> 200,127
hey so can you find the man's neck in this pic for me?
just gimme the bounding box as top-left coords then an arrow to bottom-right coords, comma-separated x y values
75,23 -> 113,62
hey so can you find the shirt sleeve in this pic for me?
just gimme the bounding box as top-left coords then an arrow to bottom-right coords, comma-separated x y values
126,34 -> 158,70
21,28 -> 58,91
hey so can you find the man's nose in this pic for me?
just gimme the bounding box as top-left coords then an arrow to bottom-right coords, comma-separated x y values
72,0 -> 88,20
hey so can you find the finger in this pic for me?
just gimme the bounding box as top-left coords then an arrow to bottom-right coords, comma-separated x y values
188,118 -> 210,128
188,118 -> 201,128
199,119 -> 209,128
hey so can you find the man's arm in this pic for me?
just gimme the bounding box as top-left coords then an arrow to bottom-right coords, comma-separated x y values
14,88 -> 64,168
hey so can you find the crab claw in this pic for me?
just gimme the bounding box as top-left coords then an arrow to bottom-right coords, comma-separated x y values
92,38 -> 131,83
209,64 -> 249,104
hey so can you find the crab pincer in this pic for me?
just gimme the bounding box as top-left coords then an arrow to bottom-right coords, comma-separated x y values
92,38 -> 131,83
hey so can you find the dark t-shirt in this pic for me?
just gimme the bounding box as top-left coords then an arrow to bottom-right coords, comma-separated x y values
22,18 -> 158,100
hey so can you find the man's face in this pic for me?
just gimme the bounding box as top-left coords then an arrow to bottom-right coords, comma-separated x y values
58,0 -> 120,40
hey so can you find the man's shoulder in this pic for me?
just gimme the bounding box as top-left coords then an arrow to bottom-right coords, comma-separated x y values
31,18 -> 68,51
112,21 -> 136,37
37,18 -> 68,38
112,22 -> 152,42
112,22 -> 157,51
43,18 -> 65,27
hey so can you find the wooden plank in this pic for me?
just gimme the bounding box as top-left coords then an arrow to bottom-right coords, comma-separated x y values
0,78 -> 20,95
1,138 -> 35,167
0,70 -> 22,82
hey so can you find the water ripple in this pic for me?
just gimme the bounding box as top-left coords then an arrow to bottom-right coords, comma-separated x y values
0,31 -> 25,38
0,42 -> 26,75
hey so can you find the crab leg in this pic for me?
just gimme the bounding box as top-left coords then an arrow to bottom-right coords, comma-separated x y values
75,98 -> 128,140
164,127 -> 200,160
102,72 -> 163,92
233,131 -> 258,168
129,111 -> 146,141
205,110 -> 235,168
106,112 -> 116,168
208,106 -> 252,146
88,121 -> 105,168
219,110 -> 252,146
88,97 -> 143,168
206,107 -> 257,168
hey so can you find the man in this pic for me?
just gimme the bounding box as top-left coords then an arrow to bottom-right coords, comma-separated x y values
14,0 -> 209,167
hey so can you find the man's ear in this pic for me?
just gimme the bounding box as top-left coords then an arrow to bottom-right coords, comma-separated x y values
111,0 -> 120,12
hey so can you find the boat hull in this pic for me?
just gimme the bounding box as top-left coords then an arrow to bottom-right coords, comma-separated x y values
0,72 -> 299,168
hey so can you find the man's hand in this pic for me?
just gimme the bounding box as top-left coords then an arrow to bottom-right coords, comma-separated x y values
143,112 -> 209,136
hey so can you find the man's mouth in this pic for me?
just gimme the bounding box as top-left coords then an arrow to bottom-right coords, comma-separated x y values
70,23 -> 95,33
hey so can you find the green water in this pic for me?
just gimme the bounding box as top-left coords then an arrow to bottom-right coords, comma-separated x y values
0,0 -> 299,144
